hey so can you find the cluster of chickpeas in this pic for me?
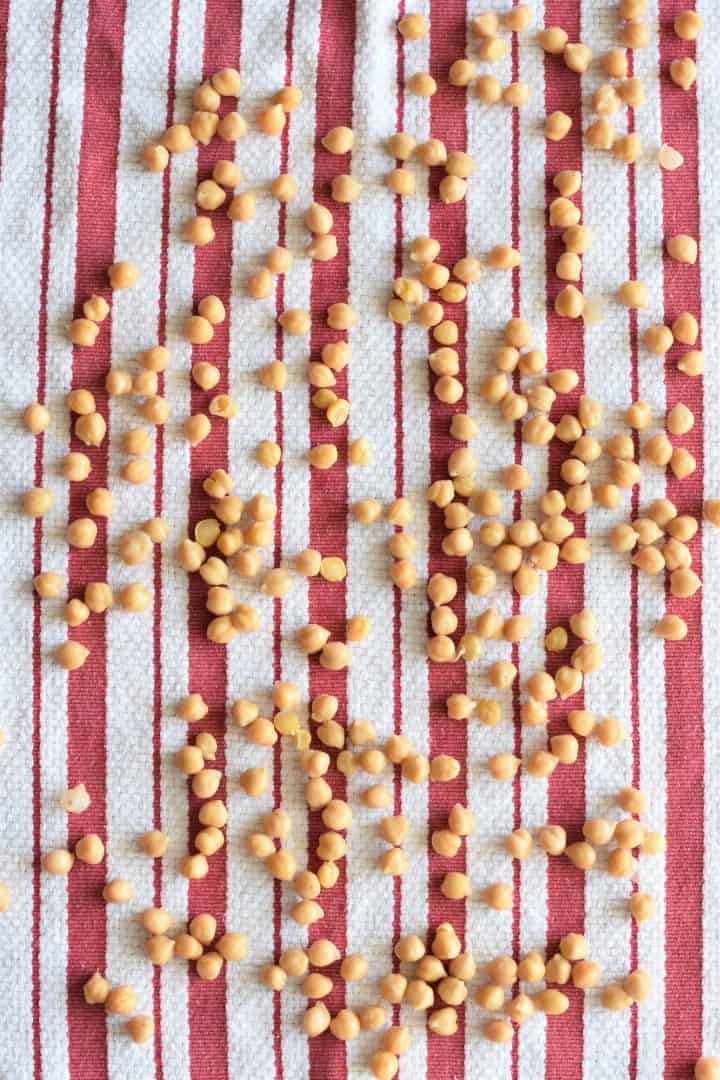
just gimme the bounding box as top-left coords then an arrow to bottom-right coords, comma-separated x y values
443,608 -> 606,780
43,832 -> 132,905
262,938 -> 371,1045
142,66 -> 302,245
503,784 -> 665,899
386,129 -> 478,204
67,261 -> 138,347
368,923 -> 474,1063
23,259 -> 180,673
609,496 -> 704,619
539,2 -> 699,160
388,235 -> 481,336
141,905 -> 247,980
83,971 -> 154,1043
476,933 -> 606,1041
639,301 -> 703,379
171,690 -> 231,878
30,504 -> 164,676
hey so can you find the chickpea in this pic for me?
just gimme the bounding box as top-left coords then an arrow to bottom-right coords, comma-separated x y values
83,971 -> 110,1005
182,215 -> 216,246
103,878 -> 132,904
43,848 -> 75,874
106,986 -> 137,1015
212,159 -> 241,188
696,1061 -> 720,1080
123,1015 -> 154,1045
477,35 -> 508,61
210,66 -> 240,96
537,24 -> 568,52
667,233 -> 698,264
545,110 -> 572,142
240,766 -> 268,797
142,143 -> 169,171
670,57 -> 697,91
487,243 -> 521,269
536,989 -> 570,1015
675,11 -> 702,40
331,173 -> 362,203
214,110 -> 247,141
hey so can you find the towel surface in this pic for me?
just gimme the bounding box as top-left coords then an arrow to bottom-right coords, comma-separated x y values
1,0 -> 719,1077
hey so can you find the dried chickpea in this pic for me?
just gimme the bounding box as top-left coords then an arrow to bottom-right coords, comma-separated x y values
106,986 -> 137,1015
103,878 -> 133,904
321,125 -> 353,154
675,10 -> 702,40
667,233 -> 698,264
487,243 -> 521,269
142,142 -> 169,171
43,848 -> 75,874
545,110 -> 572,141
536,989 -> 570,1015
83,971 -> 110,1005
670,57 -> 697,91
536,24 -> 567,51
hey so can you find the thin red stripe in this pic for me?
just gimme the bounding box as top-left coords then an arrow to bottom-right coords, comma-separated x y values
185,7 -> 242,1077
543,4 -> 586,1077
0,0 -> 11,180
306,3 -> 356,1076
151,1 -> 181,1074
66,3 -> 126,1076
271,7 -> 296,1079
427,1 -> 467,1076
390,0 -> 406,1011
32,3 -> 66,1074
658,4 -> 704,1076
626,49 -> 640,1080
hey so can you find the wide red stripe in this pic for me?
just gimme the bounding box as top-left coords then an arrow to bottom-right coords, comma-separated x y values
151,1 -> 181,1074
306,3 -> 355,1076
625,51 -> 641,1080
66,4 -> 126,1077
658,4 -> 704,1076
543,4 -> 586,1078
427,2 -> 467,1076
271,8 -> 296,1080
185,7 -> 242,1078
31,2 -> 66,1076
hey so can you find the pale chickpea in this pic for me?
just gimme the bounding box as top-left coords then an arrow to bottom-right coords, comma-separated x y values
670,57 -> 697,91
667,233 -> 698,264
182,216 -> 215,246
675,10 -> 702,40
218,112 -> 248,140
545,110 -> 572,142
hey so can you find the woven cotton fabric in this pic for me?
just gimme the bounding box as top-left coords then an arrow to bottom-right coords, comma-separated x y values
1,1 -> 719,1077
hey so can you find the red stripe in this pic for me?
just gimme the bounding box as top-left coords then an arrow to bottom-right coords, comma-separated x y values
151,1 -> 181,1074
306,2 -> 355,1076
543,4 -> 585,1078
391,0 -> 405,1013
31,1 -> 66,1075
626,49 -> 640,1080
427,2 -> 467,1076
272,7 -> 296,1079
185,6 -> 243,1077
658,4 -> 704,1075
0,0 -> 10,180
66,3 -> 126,1076
510,14 -> 521,1078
